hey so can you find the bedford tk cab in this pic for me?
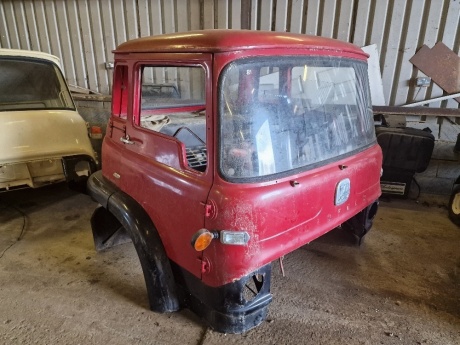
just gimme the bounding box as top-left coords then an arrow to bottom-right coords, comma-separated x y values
0,49 -> 97,191
87,30 -> 382,333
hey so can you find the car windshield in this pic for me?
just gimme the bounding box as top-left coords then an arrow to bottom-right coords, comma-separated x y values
219,56 -> 375,181
0,58 -> 75,111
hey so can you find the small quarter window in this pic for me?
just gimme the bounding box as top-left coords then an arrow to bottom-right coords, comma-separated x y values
112,65 -> 128,119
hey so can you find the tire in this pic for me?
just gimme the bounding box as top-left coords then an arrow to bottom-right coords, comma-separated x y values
448,184 -> 460,226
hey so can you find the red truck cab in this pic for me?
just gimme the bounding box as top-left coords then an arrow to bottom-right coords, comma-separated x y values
88,30 -> 382,333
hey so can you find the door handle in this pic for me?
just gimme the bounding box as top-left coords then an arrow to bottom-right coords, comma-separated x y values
120,135 -> 134,145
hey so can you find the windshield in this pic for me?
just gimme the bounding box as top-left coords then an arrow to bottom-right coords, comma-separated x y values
0,58 -> 75,112
219,56 -> 375,181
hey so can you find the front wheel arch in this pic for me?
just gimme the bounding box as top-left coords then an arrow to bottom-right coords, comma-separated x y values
87,171 -> 180,312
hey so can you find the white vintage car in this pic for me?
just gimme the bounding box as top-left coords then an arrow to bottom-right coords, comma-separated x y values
0,49 -> 97,191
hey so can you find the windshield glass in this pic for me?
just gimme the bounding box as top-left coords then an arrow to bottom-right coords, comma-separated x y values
0,58 -> 75,111
219,56 -> 375,181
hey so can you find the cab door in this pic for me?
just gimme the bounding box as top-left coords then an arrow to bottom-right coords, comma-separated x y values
119,55 -> 214,280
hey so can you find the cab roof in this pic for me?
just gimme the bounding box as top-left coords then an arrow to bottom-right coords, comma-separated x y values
0,48 -> 62,68
114,29 -> 366,57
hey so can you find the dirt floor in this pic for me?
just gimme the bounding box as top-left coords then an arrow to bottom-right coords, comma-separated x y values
0,184 -> 459,345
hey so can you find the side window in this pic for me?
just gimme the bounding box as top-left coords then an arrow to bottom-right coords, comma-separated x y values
112,65 -> 128,118
139,66 -> 207,171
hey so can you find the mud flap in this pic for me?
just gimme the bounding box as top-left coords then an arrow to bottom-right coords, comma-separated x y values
90,206 -> 131,251
342,200 -> 379,245
171,261 -> 272,333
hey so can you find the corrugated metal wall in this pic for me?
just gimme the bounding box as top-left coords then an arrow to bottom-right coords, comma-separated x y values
0,0 -> 459,108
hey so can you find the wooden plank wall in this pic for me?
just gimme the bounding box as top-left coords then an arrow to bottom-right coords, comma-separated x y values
0,0 -> 458,109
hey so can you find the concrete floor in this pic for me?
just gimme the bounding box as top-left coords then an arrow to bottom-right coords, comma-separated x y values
0,184 -> 459,345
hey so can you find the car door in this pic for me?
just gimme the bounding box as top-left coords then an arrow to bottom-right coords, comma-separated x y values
120,55 -> 214,280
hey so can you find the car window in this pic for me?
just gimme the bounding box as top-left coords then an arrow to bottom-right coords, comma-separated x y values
112,65 -> 128,119
219,57 -> 375,181
139,66 -> 207,172
0,58 -> 74,111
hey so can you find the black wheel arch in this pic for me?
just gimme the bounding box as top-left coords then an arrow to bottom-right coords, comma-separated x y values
87,171 -> 180,312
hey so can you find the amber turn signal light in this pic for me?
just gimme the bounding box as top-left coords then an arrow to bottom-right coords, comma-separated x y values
191,229 -> 217,251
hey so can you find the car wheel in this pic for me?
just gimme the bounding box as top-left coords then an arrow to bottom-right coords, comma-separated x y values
448,184 -> 460,226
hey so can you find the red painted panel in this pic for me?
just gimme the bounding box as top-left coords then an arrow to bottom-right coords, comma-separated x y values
202,144 -> 382,287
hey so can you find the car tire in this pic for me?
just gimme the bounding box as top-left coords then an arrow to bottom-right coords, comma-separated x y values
448,184 -> 460,226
